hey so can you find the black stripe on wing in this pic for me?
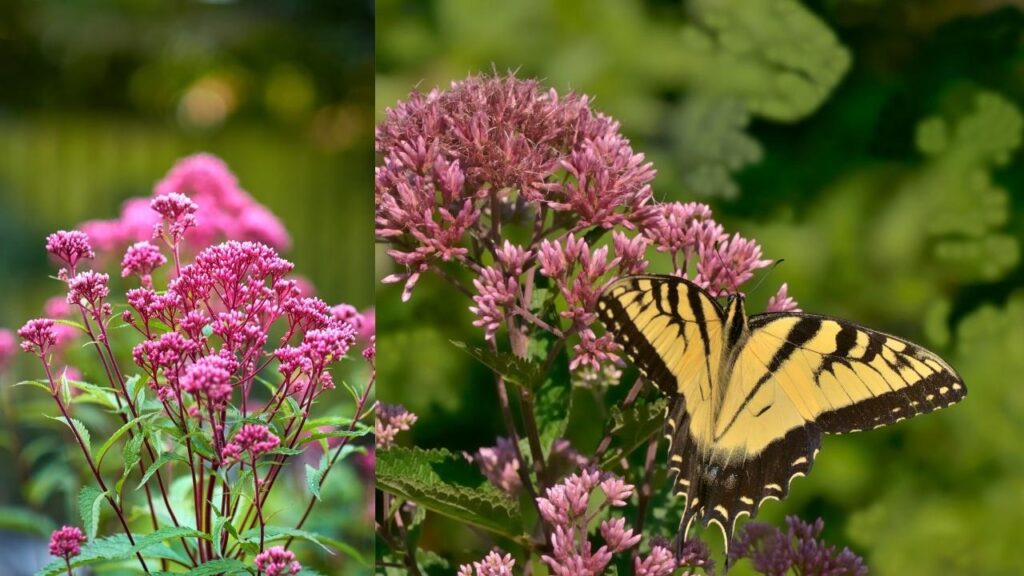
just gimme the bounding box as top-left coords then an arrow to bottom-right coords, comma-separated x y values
597,275 -> 724,396
749,312 -> 967,435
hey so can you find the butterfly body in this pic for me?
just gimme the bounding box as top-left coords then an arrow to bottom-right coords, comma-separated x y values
597,275 -> 966,549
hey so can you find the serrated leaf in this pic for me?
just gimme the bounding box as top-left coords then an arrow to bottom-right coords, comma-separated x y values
78,486 -> 106,539
187,559 -> 250,575
450,340 -> 543,390
600,397 -> 669,468
43,414 -> 91,457
96,413 -> 153,470
376,447 -> 523,540
137,451 -> 188,490
35,531 -> 196,576
239,525 -> 369,566
298,427 -> 371,446
672,96 -> 762,199
306,463 -> 325,501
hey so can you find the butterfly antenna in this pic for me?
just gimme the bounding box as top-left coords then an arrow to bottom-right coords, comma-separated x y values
747,258 -> 784,298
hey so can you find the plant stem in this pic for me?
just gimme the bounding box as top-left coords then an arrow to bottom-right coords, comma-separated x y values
40,359 -> 150,574
593,377 -> 646,462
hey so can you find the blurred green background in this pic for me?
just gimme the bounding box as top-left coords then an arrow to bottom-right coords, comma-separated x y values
376,1 -> 1024,574
0,1 -> 374,574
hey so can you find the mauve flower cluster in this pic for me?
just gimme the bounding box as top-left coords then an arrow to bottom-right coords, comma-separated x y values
730,516 -> 867,576
470,437 -> 522,495
48,525 -> 86,560
376,403 -> 418,448
457,550 -> 516,576
460,469 -> 715,576
81,153 -> 290,254
376,73 -> 798,382
254,546 -> 302,576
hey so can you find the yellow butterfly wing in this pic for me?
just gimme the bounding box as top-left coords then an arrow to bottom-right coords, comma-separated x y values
704,312 -> 966,541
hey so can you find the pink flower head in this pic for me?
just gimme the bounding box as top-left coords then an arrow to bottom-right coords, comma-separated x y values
0,329 -> 16,373
457,550 -> 516,576
767,282 -> 801,313
600,517 -> 642,553
180,354 -> 237,410
376,403 -> 418,449
121,241 -> 167,280
17,319 -> 57,356
695,232 -> 772,297
222,423 -> 280,462
48,525 -> 86,559
634,546 -> 679,576
600,475 -> 635,507
300,322 -> 356,370
376,73 -> 655,300
643,201 -> 715,257
151,192 -> 199,243
470,266 -> 518,342
332,304 -> 375,340
472,437 -> 522,495
253,546 -> 301,576
45,230 -> 95,271
67,271 -> 110,311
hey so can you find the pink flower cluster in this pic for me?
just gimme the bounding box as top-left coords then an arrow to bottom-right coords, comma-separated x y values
376,73 -> 655,300
377,74 -> 798,380
457,550 -> 517,576
81,153 -> 290,254
471,437 -> 522,495
254,546 -> 302,576
48,525 -> 86,559
221,423 -> 281,463
376,403 -> 418,448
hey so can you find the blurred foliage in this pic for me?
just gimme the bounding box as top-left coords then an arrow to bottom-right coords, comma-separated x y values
0,1 -> 373,574
376,1 -> 1024,574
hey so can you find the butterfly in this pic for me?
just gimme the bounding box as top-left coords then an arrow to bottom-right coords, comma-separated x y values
596,274 -> 966,551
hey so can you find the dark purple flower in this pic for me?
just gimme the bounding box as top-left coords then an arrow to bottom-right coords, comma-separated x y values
731,516 -> 867,576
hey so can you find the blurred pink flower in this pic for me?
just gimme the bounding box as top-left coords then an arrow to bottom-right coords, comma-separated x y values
376,403 -> 417,448
0,329 -> 16,374
471,437 -> 522,495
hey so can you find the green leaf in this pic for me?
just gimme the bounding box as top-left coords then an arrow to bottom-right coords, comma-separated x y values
600,397 -> 669,469
0,506 -> 57,537
13,379 -> 52,394
239,525 -> 369,567
376,447 -> 523,540
678,0 -> 850,121
527,330 -> 571,452
450,340 -> 543,390
96,413 -> 153,469
78,486 -> 106,540
35,532 -> 195,576
298,427 -> 371,446
671,96 -> 762,199
306,462 -> 325,501
43,414 -> 91,457
137,451 -> 188,490
186,559 -> 250,575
